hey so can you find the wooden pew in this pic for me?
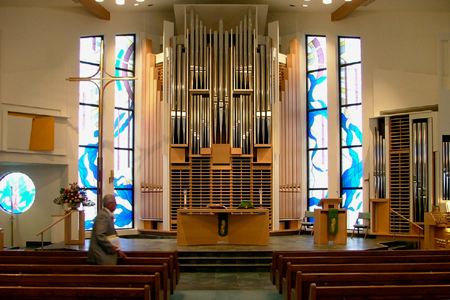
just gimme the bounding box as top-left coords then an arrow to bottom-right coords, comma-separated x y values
279,254 -> 450,295
309,283 -> 450,300
293,271 -> 450,300
0,255 -> 176,295
0,250 -> 181,284
270,249 -> 450,284
0,273 -> 161,300
0,286 -> 150,300
0,263 -> 170,300
284,262 -> 450,300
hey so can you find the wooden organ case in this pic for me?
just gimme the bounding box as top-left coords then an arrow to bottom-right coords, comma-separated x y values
168,6 -> 277,231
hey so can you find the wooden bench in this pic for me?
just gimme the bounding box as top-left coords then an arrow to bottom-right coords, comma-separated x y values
0,263 -> 170,300
0,273 -> 161,300
0,255 -> 176,295
270,249 -> 450,284
309,283 -> 450,300
284,262 -> 450,300
279,254 -> 450,295
0,286 -> 150,300
293,271 -> 450,300
0,250 -> 180,284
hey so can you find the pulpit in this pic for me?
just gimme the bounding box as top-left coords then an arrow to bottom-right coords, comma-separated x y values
314,198 -> 347,245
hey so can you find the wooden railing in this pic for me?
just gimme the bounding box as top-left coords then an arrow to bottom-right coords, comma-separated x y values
390,208 -> 423,248
36,210 -> 77,250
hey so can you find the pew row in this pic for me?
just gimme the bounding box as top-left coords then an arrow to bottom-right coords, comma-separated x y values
270,249 -> 450,284
0,264 -> 170,300
279,254 -> 450,295
284,262 -> 450,300
0,273 -> 161,300
0,250 -> 180,285
0,255 -> 176,295
293,271 -> 450,300
309,283 -> 450,300
0,286 -> 150,300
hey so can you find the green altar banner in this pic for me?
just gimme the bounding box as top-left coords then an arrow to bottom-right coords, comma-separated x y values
328,208 -> 338,235
218,213 -> 228,237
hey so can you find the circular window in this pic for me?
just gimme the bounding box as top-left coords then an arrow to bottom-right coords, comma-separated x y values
0,172 -> 36,214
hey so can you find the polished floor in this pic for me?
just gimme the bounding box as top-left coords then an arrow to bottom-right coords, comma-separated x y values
45,233 -> 393,300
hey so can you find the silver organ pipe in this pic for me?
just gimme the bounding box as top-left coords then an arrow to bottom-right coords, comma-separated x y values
169,9 -> 274,154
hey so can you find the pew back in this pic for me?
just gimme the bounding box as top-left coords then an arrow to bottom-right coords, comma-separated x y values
0,286 -> 150,300
309,283 -> 450,300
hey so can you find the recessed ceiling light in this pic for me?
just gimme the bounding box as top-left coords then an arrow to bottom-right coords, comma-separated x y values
148,4 -> 153,6
323,0 -> 332,4
116,0 -> 125,5
95,0 -> 104,2
290,4 -> 295,7
134,3 -> 139,6
136,0 -> 145,2
303,4 -> 308,7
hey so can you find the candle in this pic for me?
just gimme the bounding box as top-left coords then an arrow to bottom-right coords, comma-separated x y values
259,188 -> 262,206
183,190 -> 187,206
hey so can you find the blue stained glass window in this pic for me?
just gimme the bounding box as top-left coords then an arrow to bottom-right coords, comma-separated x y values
0,172 -> 36,214
307,35 -> 328,210
339,36 -> 363,228
308,110 -> 328,148
341,106 -> 363,147
78,35 -> 103,228
308,149 -> 329,189
113,34 -> 135,229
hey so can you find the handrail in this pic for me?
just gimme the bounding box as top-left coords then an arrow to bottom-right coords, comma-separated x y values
36,210 -> 77,250
390,208 -> 423,249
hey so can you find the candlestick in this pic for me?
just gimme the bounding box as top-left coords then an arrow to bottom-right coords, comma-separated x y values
259,188 -> 263,207
183,189 -> 187,207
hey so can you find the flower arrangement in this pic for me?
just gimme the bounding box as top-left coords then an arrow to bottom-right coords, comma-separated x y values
53,182 -> 95,207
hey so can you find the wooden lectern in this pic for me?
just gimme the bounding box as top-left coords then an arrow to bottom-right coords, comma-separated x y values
314,198 -> 347,245
64,209 -> 85,245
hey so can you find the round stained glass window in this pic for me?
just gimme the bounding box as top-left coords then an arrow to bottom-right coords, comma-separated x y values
0,172 -> 36,214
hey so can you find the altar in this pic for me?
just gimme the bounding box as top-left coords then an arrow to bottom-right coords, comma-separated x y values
177,208 -> 269,246
314,198 -> 347,245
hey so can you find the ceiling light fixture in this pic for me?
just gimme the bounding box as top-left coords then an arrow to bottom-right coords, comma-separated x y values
95,0 -> 104,2
136,0 -> 145,2
116,0 -> 125,4
323,0 -> 332,4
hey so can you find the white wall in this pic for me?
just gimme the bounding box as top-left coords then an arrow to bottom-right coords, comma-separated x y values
0,5 -> 449,245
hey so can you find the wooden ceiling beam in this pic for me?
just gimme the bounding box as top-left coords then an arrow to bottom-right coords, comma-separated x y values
77,0 -> 110,21
331,0 -> 367,22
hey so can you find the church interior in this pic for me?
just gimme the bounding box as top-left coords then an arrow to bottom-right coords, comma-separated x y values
1,0 -> 450,299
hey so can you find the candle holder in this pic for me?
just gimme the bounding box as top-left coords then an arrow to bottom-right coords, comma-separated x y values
259,188 -> 263,208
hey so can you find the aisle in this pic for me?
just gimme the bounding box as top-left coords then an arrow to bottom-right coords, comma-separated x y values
171,272 -> 283,300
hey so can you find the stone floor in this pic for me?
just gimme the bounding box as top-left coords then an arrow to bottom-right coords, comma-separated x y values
43,233 -> 392,300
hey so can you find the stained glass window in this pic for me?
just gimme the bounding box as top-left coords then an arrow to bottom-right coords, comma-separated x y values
0,172 -> 36,214
113,34 -> 135,229
339,36 -> 363,228
78,36 -> 102,230
306,35 -> 328,210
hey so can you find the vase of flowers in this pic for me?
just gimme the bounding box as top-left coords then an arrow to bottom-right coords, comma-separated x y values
53,182 -> 95,210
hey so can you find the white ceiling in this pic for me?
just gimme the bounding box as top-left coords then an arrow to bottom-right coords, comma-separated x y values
1,0 -> 450,15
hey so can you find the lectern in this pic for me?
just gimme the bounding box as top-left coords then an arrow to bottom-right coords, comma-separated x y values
314,198 -> 347,245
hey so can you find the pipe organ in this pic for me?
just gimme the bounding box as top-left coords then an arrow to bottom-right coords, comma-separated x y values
370,111 -> 438,234
168,7 -> 277,230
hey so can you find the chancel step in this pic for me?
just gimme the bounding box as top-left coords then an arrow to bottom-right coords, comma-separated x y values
179,250 -> 272,272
